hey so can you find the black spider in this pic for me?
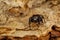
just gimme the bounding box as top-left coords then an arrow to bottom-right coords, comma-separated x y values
29,14 -> 44,26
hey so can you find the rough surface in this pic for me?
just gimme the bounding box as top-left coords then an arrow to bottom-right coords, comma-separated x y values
0,0 -> 60,40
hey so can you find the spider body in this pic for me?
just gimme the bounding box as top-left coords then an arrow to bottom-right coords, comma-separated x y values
29,14 -> 44,25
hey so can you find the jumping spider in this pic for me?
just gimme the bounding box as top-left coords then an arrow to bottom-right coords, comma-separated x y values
29,14 -> 44,30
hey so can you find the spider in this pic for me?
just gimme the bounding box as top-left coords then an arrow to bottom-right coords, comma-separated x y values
29,14 -> 44,27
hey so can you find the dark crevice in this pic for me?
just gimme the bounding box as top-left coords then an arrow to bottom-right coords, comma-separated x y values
52,25 -> 60,32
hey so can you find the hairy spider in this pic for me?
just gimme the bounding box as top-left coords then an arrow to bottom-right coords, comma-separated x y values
29,14 -> 44,24
29,14 -> 44,27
